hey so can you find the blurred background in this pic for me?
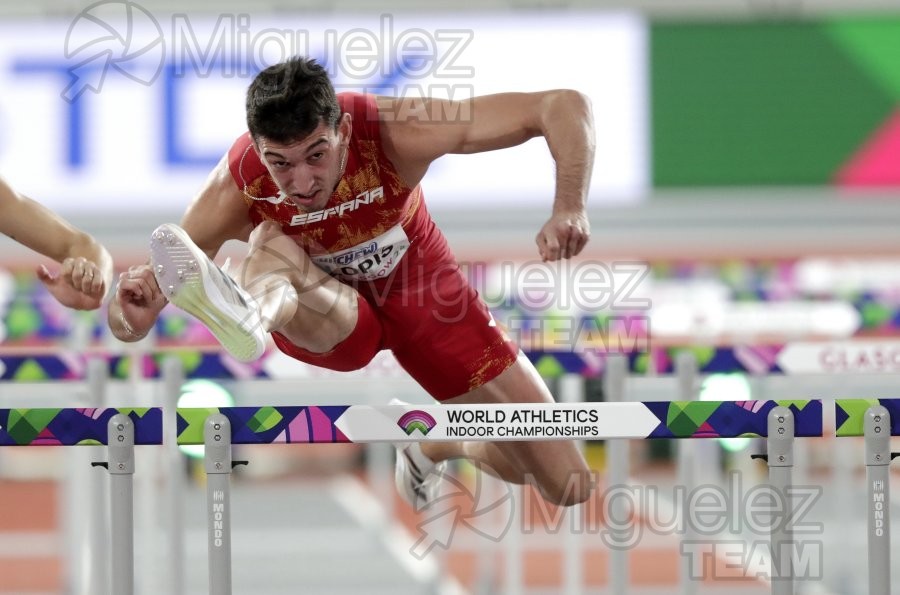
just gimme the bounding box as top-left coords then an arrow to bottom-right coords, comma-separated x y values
0,0 -> 898,593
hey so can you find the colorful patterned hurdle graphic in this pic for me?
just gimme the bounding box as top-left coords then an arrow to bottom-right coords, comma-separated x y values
0,402 -> 826,447
0,347 -> 820,380
642,399 -> 821,438
0,408 -> 163,446
835,398 -> 900,437
177,406 -> 352,445
0,351 -> 266,382
176,400 -> 823,445
2,341 -> 898,383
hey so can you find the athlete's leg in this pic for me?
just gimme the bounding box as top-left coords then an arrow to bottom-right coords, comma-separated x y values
151,220 -> 363,360
384,252 -> 593,507
421,354 -> 594,507
237,220 -> 359,354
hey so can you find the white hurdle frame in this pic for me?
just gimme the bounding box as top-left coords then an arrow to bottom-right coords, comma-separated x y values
4,352 -> 900,594
99,414 -> 136,595
604,355 -> 629,595
186,398 -> 818,595
862,405 -> 897,595
0,402 -> 159,595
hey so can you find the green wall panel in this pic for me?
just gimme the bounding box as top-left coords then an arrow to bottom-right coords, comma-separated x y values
652,21 -> 896,186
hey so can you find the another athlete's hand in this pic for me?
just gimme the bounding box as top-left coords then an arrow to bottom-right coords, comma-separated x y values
115,264 -> 167,337
536,210 -> 590,261
37,257 -> 107,310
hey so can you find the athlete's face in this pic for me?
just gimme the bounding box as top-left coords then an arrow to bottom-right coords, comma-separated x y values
255,114 -> 351,212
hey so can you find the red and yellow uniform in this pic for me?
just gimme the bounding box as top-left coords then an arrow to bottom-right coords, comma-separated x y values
228,92 -> 517,401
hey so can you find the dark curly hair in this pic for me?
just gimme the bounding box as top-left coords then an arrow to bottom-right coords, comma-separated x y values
246,57 -> 341,143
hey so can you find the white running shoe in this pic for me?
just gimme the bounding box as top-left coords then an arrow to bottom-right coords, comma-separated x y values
392,399 -> 447,509
150,223 -> 266,362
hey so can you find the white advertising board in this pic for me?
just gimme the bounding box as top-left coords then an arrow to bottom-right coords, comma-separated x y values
0,8 -> 647,216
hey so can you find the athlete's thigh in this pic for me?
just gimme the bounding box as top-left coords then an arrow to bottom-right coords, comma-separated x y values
445,353 -> 591,493
386,262 -> 517,400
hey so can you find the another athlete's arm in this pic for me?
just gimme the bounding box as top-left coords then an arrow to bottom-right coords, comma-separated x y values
0,175 -> 113,310
376,91 -> 595,261
109,155 -> 252,341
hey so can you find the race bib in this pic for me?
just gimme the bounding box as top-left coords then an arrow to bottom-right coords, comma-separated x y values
311,225 -> 410,281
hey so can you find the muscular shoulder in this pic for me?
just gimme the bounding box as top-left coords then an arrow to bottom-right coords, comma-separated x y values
181,154 -> 253,250
370,95 -> 440,187
338,92 -> 381,142
226,133 -> 263,194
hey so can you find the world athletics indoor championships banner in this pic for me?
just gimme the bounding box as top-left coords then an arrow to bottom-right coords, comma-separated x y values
652,18 -> 900,187
176,400 -> 823,445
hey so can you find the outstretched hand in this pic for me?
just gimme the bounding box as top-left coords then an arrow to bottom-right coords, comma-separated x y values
535,210 -> 590,261
36,256 -> 107,310
115,264 -> 168,335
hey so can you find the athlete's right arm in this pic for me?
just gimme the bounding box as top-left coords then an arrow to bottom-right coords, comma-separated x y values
109,155 -> 253,342
0,175 -> 114,310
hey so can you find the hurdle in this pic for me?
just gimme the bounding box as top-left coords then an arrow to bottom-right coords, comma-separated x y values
2,345 -> 899,593
4,256 -> 900,592
177,399 -> 823,595
617,342 -> 900,593
2,339 -> 894,381
0,406 -> 163,595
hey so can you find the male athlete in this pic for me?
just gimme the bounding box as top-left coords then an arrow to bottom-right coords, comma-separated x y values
110,57 -> 595,507
0,175 -> 112,309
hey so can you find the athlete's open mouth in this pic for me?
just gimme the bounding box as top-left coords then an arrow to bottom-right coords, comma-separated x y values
291,192 -> 319,205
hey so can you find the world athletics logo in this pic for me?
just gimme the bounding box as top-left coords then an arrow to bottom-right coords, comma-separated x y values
397,410 -> 437,436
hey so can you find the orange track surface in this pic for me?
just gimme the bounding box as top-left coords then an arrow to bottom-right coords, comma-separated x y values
0,476 -> 769,593
0,481 -> 62,593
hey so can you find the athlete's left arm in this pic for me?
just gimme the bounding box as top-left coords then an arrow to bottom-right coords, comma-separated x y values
377,91 -> 595,260
0,175 -> 113,310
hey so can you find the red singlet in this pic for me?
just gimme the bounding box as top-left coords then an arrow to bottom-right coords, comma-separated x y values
227,92 -> 517,401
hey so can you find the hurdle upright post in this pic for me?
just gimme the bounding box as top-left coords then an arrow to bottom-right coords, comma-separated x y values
162,357 -> 186,595
604,354 -> 629,595
74,357 -> 111,595
864,405 -> 893,595
205,413 -> 234,595
760,406 -> 794,595
559,373 -> 586,595
106,414 -> 135,595
674,351 -> 699,595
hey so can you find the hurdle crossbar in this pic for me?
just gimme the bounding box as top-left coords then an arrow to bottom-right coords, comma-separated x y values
188,399 -> 822,595
835,398 -> 900,436
175,400 -> 823,445
3,339 -> 900,381
0,408 -> 163,446
0,408 -> 162,595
